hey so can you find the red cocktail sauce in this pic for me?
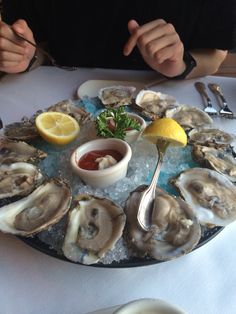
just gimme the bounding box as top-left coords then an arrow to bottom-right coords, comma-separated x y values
78,149 -> 123,170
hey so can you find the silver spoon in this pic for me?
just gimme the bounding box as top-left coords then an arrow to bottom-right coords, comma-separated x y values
137,139 -> 169,231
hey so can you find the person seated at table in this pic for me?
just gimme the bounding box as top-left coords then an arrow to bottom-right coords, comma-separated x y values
0,0 -> 235,80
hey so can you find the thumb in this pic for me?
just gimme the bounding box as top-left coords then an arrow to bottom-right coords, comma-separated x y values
12,19 -> 33,39
127,19 -> 139,34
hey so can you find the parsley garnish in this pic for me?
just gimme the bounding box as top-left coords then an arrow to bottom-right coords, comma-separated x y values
95,107 -> 141,140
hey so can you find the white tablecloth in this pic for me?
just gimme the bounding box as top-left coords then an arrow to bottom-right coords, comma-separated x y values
1,67 -> 236,314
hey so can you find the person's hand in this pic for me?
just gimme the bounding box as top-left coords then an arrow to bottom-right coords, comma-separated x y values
123,19 -> 186,77
0,19 -> 36,73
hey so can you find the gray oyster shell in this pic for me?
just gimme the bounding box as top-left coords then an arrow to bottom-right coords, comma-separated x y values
188,128 -> 235,147
0,139 -> 47,164
62,194 -> 126,265
98,85 -> 136,108
171,167 -> 236,226
47,99 -> 91,125
124,185 -> 201,261
0,162 -> 44,199
3,99 -> 91,141
165,105 -> 213,130
4,120 -> 38,141
0,178 -> 72,236
192,145 -> 236,182
134,89 -> 176,120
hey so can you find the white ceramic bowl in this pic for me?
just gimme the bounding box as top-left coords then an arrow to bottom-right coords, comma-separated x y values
70,138 -> 132,188
124,112 -> 146,144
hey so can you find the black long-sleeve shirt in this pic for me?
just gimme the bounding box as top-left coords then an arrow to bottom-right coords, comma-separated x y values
2,0 -> 236,69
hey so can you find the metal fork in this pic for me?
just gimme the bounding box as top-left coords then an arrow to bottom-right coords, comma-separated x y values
11,27 -> 78,71
208,83 -> 234,117
194,82 -> 218,115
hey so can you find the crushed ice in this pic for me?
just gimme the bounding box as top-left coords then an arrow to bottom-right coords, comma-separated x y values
35,98 -> 198,265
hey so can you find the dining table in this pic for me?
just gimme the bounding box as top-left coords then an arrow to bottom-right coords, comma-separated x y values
0,66 -> 236,314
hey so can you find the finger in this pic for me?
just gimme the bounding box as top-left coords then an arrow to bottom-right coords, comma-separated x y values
0,36 -> 26,55
144,33 -> 180,60
12,19 -> 34,43
0,50 -> 24,62
123,20 -> 139,56
12,19 -> 27,34
127,19 -> 139,34
154,41 -> 183,64
0,60 -> 22,68
0,21 -> 27,46
123,19 -> 166,56
139,23 -> 177,50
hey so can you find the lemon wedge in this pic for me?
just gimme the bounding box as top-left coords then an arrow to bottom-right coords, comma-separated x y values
142,117 -> 187,147
35,112 -> 80,145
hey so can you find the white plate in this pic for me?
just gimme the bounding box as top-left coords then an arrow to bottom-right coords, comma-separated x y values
77,79 -> 146,99
86,298 -> 187,314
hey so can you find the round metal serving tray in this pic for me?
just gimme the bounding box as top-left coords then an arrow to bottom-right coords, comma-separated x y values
4,95 -> 226,268
18,226 -> 223,268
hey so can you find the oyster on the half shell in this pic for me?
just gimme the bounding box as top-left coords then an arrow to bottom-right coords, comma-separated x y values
192,145 -> 236,182
0,178 -> 72,236
165,105 -> 213,130
171,167 -> 236,226
4,120 -> 39,141
47,99 -> 91,125
3,99 -> 91,141
98,85 -> 136,108
0,162 -> 44,199
124,186 -> 201,261
62,194 -> 126,265
0,139 -> 47,164
134,89 -> 176,120
188,128 -> 235,147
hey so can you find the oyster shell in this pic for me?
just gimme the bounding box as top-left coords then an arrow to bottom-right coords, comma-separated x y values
124,186 -> 201,261
188,128 -> 235,147
0,162 -> 44,199
171,167 -> 236,226
4,120 -> 38,141
134,89 -> 176,120
3,99 -> 91,141
47,99 -> 91,125
165,105 -> 213,130
98,85 -> 136,108
0,139 -> 47,164
192,145 -> 236,182
0,178 -> 72,236
62,194 -> 126,265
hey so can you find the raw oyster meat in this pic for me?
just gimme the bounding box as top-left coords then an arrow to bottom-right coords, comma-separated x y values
47,99 -> 91,125
0,178 -> 72,236
0,139 -> 47,164
124,186 -> 201,261
192,145 -> 236,182
165,105 -> 213,130
171,168 -> 236,226
98,85 -> 136,108
62,194 -> 126,265
0,162 -> 44,199
188,128 -> 235,147
134,89 -> 176,120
